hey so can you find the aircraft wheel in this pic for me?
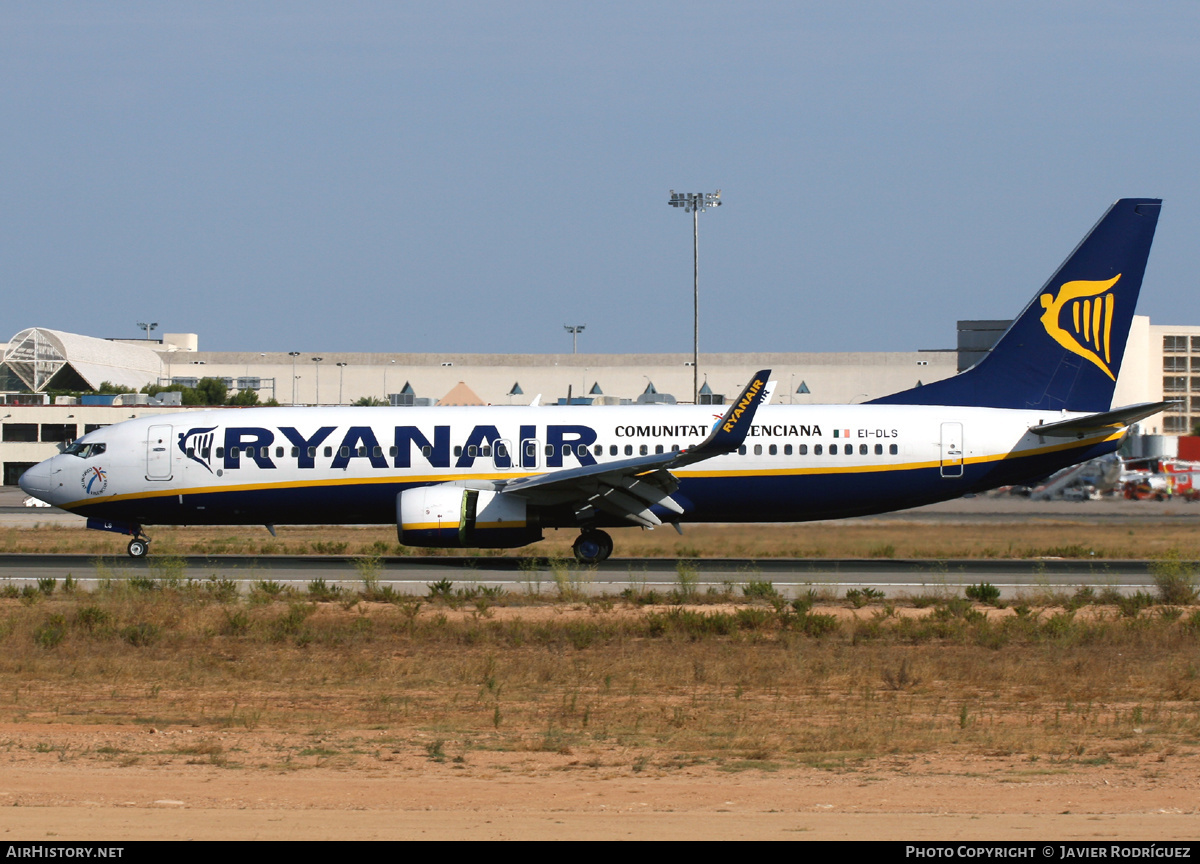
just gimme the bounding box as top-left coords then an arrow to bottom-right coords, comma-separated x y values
127,538 -> 149,559
572,530 -> 613,565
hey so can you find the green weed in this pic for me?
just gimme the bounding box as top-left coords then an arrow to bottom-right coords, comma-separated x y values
1150,550 -> 1199,605
965,582 -> 1002,606
742,580 -> 779,601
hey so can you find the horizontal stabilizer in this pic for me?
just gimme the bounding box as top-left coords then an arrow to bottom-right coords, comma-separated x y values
1029,401 -> 1176,437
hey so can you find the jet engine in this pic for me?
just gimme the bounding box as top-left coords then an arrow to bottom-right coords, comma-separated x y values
397,485 -> 542,549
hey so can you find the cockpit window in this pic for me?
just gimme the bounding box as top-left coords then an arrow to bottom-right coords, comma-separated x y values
64,441 -> 106,458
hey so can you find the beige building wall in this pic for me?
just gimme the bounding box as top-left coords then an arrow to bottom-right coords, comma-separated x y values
165,350 -> 959,408
1148,322 -> 1200,436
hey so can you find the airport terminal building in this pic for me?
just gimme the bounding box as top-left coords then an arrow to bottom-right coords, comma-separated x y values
0,315 -> 1190,485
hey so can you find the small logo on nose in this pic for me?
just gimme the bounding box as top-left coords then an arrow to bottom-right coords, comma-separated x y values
81,466 -> 108,496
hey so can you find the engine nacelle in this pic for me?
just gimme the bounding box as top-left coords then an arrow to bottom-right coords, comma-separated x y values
397,485 -> 542,549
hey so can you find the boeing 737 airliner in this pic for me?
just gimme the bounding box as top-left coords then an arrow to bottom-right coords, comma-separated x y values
20,198 -> 1167,563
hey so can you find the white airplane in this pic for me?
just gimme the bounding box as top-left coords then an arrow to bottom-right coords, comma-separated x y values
20,198 -> 1169,563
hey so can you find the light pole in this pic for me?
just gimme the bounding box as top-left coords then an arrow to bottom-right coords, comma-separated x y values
384,359 -> 395,402
244,353 -> 265,390
311,357 -> 323,404
668,189 -> 722,403
564,324 -> 585,354
337,362 -> 348,404
288,352 -> 300,404
136,321 -> 158,341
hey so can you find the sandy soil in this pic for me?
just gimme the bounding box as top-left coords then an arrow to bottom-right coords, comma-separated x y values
1,603 -> 1198,841
0,719 -> 1197,840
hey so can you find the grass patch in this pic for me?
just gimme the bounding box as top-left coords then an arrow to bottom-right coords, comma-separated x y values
1151,550 -> 1199,606
7,519 -> 1200,560
2,577 -> 1200,769
965,582 -> 1003,607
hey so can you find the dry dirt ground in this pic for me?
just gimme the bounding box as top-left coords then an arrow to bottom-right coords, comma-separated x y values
0,734 -> 1198,840
2,602 -> 1199,841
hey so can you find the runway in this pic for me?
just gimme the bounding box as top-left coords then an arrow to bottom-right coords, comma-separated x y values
7,492 -> 1200,524
1,489 -> 1193,598
0,552 -> 1168,599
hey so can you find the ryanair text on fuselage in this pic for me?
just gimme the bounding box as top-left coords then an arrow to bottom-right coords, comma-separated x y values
180,421 -> 854,474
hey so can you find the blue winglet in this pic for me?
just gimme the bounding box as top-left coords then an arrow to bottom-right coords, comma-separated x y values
501,370 -> 773,496
683,369 -> 771,459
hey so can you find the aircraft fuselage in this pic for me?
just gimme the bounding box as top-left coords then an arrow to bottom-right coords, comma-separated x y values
23,402 -> 1120,529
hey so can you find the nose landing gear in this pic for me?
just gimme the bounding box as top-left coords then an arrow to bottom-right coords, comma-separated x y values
126,529 -> 151,558
572,529 -> 613,565
84,518 -> 152,558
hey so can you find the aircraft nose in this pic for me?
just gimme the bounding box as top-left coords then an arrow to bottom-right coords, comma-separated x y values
19,462 -> 51,497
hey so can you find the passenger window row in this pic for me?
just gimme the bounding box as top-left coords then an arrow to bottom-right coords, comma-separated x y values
738,442 -> 899,456
185,440 -> 899,463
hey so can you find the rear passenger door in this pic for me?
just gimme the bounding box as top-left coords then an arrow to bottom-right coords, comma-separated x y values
940,422 -> 963,477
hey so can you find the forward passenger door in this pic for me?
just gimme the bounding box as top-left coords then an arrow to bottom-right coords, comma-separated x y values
146,425 -> 174,481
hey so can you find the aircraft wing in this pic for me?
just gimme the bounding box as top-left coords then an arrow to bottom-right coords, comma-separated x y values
1029,401 -> 1177,437
499,370 -> 770,528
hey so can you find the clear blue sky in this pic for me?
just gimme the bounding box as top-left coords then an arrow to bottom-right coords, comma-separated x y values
2,2 -> 1197,355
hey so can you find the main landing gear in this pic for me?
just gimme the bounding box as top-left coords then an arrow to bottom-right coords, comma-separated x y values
572,529 -> 613,565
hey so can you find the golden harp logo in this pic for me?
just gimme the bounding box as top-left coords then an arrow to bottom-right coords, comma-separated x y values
1039,274 -> 1121,381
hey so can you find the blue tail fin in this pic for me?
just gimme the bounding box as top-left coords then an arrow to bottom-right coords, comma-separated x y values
871,198 -> 1161,412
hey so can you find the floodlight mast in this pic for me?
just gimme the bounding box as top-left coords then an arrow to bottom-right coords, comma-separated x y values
563,324 -> 585,354
668,190 -> 721,403
311,357 -> 323,404
288,352 -> 301,405
336,361 -> 348,404
136,321 -> 158,341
